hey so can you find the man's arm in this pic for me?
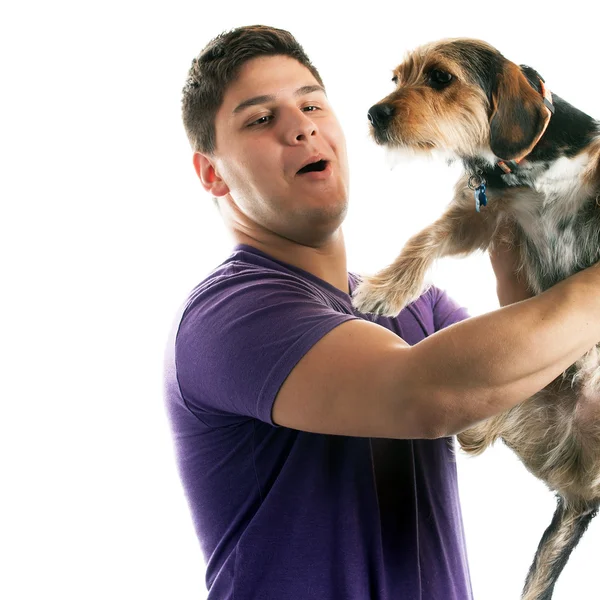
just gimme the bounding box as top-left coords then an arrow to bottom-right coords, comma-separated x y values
273,262 -> 600,439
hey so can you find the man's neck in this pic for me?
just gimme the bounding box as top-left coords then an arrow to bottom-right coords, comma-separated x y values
233,229 -> 350,294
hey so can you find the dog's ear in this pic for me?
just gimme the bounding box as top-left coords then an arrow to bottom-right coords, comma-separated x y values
489,61 -> 547,160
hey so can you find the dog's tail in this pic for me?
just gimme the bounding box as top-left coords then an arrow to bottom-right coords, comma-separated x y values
521,497 -> 598,600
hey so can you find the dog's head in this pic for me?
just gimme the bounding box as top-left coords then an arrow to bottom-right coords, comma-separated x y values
368,38 -> 550,162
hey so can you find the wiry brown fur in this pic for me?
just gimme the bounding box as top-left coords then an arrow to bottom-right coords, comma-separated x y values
376,43 -> 491,155
353,38 -> 600,600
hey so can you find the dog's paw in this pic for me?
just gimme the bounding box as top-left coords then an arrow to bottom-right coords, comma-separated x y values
352,273 -> 416,316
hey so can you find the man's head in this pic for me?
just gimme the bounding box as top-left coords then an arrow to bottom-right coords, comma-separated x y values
182,25 -> 350,248
182,25 -> 325,155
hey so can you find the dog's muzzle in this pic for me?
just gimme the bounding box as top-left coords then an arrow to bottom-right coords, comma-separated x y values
368,103 -> 395,131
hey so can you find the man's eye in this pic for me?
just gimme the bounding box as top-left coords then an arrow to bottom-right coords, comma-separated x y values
248,115 -> 272,127
302,105 -> 320,112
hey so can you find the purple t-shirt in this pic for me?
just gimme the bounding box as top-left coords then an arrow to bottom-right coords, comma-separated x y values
164,243 -> 473,600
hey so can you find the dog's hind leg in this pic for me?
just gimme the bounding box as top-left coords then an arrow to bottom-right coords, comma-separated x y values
521,497 -> 598,600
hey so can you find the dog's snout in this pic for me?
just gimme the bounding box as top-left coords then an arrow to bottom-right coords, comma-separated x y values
368,103 -> 395,129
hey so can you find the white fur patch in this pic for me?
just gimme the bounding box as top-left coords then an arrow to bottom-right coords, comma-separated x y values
534,153 -> 594,215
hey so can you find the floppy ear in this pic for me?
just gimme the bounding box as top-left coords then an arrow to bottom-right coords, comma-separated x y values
489,62 -> 547,160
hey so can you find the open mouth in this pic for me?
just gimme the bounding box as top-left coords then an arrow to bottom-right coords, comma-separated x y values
297,159 -> 329,175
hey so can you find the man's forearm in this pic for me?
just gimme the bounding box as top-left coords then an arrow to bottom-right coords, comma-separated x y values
408,263 -> 600,437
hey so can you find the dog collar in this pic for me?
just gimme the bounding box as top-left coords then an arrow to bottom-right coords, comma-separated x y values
496,78 -> 554,175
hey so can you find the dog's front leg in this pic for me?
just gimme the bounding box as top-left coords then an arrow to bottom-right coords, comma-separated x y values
352,187 -> 500,316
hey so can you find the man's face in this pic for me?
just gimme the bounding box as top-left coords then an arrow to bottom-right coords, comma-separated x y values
208,55 -> 350,246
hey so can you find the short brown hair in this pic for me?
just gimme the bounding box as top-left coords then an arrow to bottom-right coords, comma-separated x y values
182,25 -> 325,155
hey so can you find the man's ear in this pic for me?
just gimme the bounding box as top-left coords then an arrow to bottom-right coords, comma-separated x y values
193,152 -> 230,197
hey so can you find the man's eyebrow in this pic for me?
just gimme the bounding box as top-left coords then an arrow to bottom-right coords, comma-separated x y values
296,84 -> 326,97
232,84 -> 326,114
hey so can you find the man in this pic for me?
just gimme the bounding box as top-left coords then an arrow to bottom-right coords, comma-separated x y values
164,25 -> 600,599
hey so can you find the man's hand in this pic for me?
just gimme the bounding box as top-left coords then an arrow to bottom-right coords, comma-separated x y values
489,223 -> 533,306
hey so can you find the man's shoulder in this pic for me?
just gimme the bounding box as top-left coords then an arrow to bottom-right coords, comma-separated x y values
169,246 -> 361,426
176,246 -> 356,350
186,246 -> 333,315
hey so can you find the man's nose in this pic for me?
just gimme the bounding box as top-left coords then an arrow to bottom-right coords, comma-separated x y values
284,112 -> 317,144
368,104 -> 395,130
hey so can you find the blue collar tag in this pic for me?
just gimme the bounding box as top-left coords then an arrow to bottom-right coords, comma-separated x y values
475,182 -> 487,212
468,173 -> 488,212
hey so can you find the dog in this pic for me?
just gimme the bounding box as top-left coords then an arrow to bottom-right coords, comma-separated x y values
351,38 -> 600,600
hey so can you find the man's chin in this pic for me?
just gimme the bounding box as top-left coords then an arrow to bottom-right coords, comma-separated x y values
289,202 -> 348,246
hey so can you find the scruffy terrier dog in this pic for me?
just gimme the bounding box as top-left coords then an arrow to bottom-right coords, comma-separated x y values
352,39 -> 600,600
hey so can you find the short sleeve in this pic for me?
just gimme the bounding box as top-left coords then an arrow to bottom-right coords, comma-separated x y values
430,287 -> 470,331
175,270 -> 359,427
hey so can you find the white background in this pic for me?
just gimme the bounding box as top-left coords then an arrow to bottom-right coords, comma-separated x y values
3,1 -> 600,599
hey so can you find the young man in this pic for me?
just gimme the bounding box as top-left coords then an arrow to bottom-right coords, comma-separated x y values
164,25 -> 600,599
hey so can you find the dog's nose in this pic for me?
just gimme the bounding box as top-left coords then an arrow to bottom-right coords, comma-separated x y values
368,104 -> 395,129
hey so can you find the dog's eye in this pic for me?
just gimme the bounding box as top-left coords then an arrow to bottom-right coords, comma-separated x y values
428,69 -> 453,89
392,75 -> 398,85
